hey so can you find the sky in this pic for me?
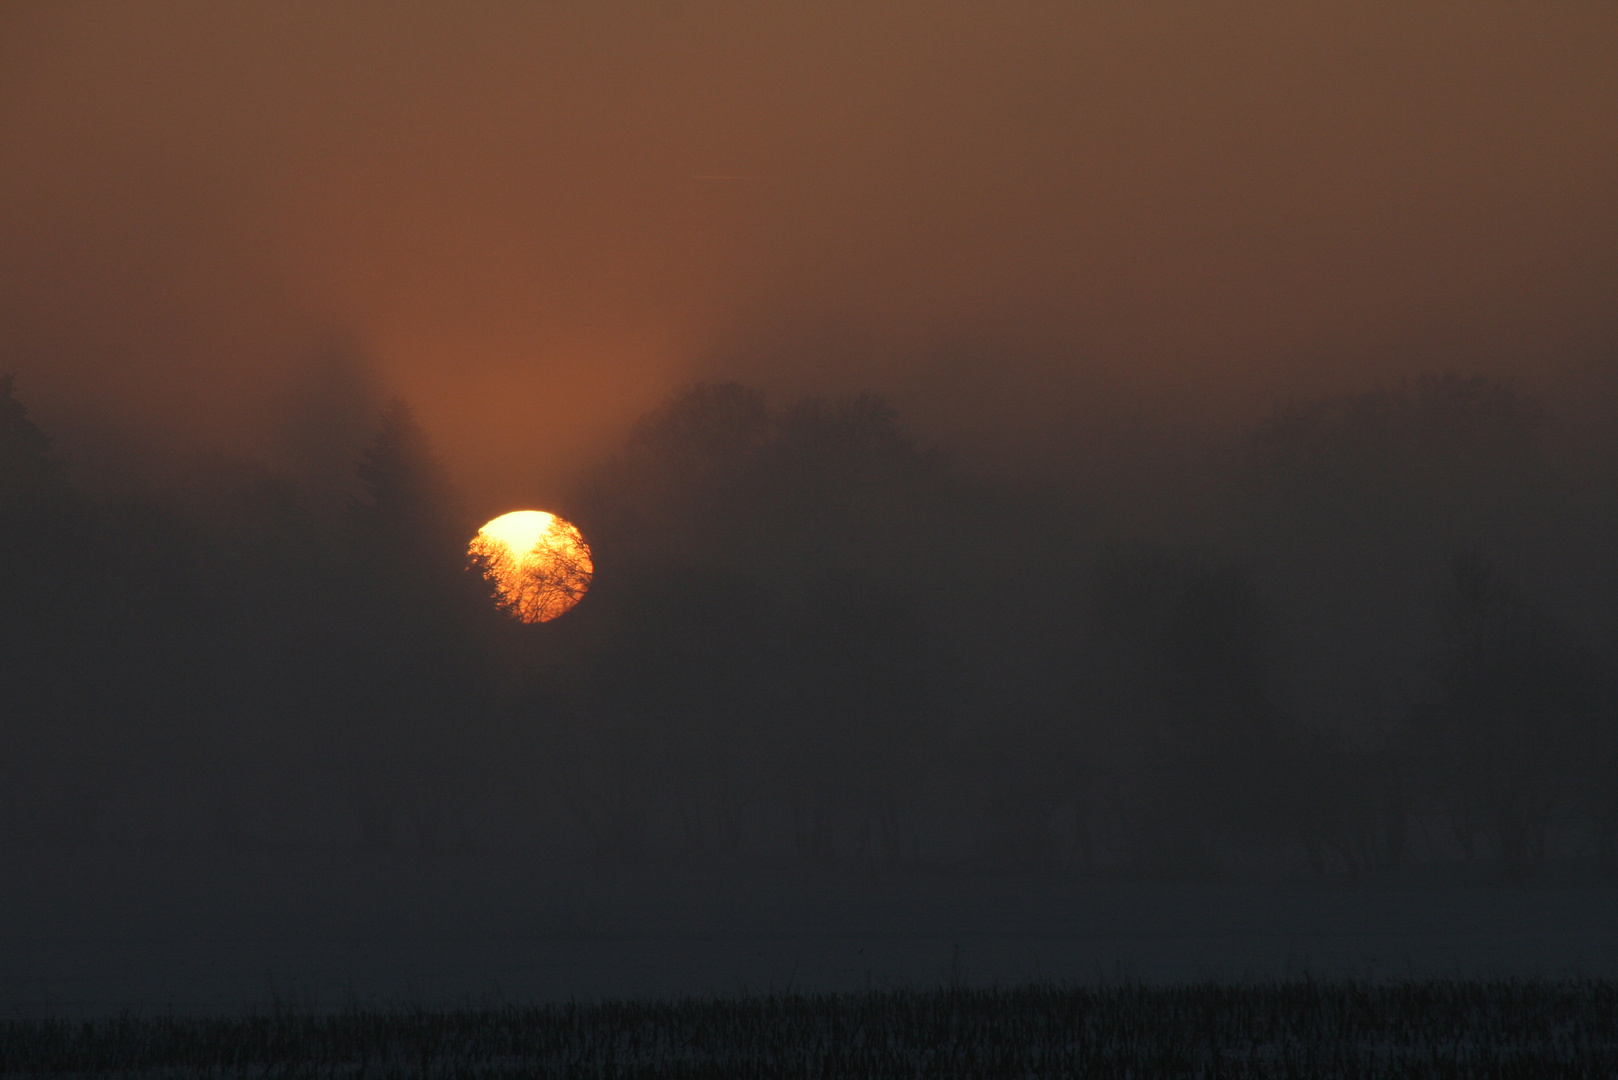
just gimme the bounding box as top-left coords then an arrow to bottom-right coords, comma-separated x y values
2,0 -> 1614,509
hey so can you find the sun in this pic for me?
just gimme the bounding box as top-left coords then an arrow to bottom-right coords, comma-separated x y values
469,510 -> 593,623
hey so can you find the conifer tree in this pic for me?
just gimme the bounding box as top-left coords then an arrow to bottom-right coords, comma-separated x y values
346,398 -> 468,596
0,374 -> 69,503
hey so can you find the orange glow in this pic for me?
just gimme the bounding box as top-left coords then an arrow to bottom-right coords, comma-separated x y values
469,510 -> 593,623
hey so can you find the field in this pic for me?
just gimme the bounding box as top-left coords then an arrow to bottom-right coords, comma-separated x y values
4,980 -> 1616,1078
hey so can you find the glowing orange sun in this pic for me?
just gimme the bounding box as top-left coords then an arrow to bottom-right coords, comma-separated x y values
469,510 -> 593,623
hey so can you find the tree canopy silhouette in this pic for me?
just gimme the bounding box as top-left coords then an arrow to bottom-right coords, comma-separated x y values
346,398 -> 469,595
0,374 -> 69,504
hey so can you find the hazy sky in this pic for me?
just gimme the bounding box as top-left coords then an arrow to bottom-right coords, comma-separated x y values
2,1 -> 1614,508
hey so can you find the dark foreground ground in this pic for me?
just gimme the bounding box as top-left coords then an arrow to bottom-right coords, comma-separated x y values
4,981 -> 1615,1078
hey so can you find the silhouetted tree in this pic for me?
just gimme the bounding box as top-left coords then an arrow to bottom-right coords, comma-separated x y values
331,399 -> 487,848
569,384 -> 960,866
1241,373 -> 1548,658
580,382 -> 772,571
0,375 -> 76,838
0,373 -> 77,616
1411,551 -> 1596,865
566,564 -> 790,861
1246,374 -> 1543,533
347,399 -> 469,591
1233,374 -> 1558,871
1090,546 -> 1295,875
1286,742 -> 1410,877
0,374 -> 70,503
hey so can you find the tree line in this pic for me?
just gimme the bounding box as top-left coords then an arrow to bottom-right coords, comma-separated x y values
1,372 -> 1615,876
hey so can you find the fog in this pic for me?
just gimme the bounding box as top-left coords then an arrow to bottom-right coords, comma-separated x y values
3,1 -> 1618,1014
5,2 -> 1616,498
